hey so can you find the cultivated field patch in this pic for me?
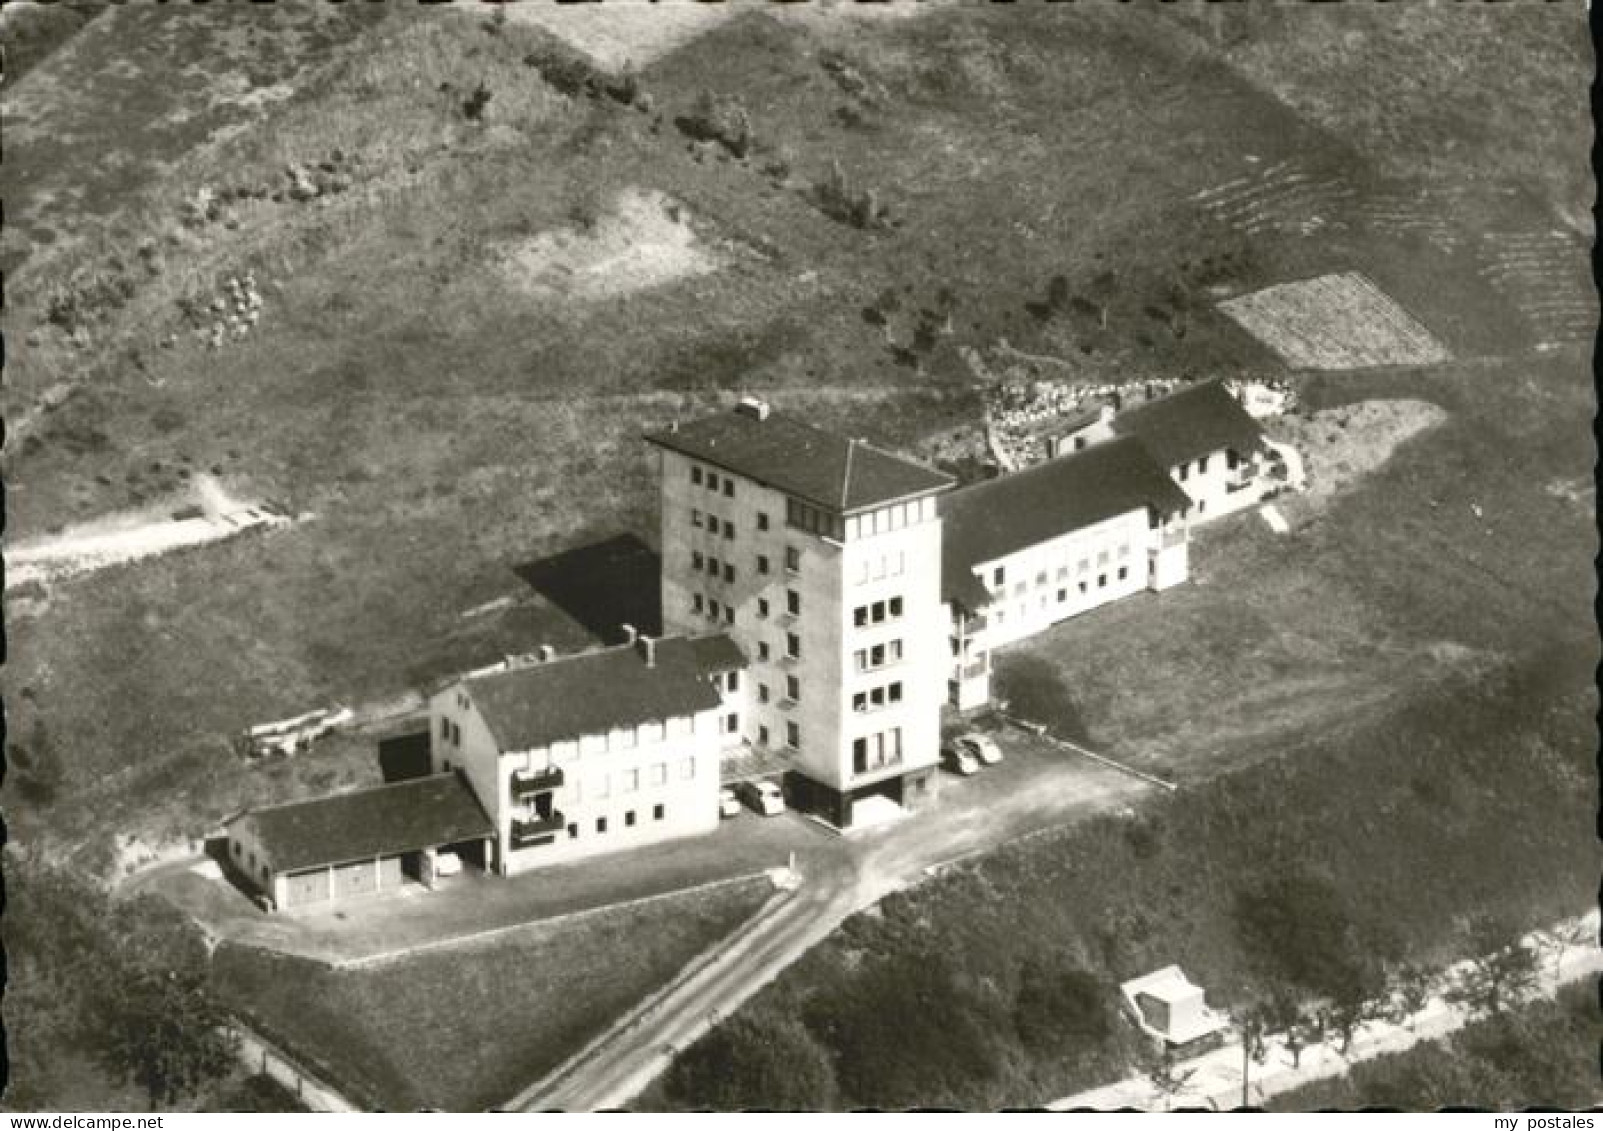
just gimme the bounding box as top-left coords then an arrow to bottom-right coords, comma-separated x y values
498,188 -> 720,302
1219,272 -> 1450,370
1476,228 -> 1596,348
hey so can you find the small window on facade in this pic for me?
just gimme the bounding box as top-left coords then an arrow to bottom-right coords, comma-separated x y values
1178,464 -> 1189,482
1079,581 -> 1088,594
889,596 -> 903,618
786,675 -> 800,701
693,594 -> 704,614
854,606 -> 868,628
724,606 -> 735,625
568,823 -> 579,839
758,555 -> 771,575
726,712 -> 739,733
725,522 -> 735,541
757,512 -> 770,531
786,589 -> 801,616
691,466 -> 702,486
724,563 -> 735,583
786,721 -> 800,749
1058,588 -> 1067,602
1098,574 -> 1108,588
443,759 -> 452,772
727,671 -> 740,692
889,682 -> 903,703
233,841 -> 242,857
708,472 -> 720,492
1199,455 -> 1210,474
759,725 -> 771,745
759,683 -> 771,703
759,641 -> 771,661
723,479 -> 734,498
626,810 -> 637,828
786,632 -> 801,659
758,597 -> 770,618
654,804 -> 666,821
708,515 -> 720,535
853,692 -> 867,713
691,508 -> 703,527
1118,566 -> 1128,581
993,566 -> 1005,586
597,817 -> 608,834
692,551 -> 704,571
785,546 -> 801,572
709,599 -> 721,620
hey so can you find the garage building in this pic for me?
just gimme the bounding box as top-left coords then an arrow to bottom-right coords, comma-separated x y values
224,772 -> 494,911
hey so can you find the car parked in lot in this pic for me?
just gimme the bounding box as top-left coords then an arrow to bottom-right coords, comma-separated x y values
952,732 -> 1003,766
719,787 -> 742,819
737,780 -> 786,816
941,744 -> 980,776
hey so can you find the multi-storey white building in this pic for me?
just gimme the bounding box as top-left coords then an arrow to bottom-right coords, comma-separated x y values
647,398 -> 955,829
941,438 -> 1192,709
426,632 -> 746,875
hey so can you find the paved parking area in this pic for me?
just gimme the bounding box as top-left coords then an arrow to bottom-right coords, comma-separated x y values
156,720 -> 1144,966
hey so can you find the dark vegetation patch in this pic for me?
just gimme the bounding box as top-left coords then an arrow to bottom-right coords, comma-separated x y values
661,646 -> 1595,1109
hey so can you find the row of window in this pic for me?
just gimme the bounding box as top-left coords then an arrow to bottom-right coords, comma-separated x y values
691,593 -> 738,625
853,596 -> 904,628
566,803 -> 668,841
440,717 -> 463,745
990,543 -> 1131,591
691,551 -> 738,584
689,463 -> 737,497
578,756 -> 697,801
756,675 -> 802,706
854,639 -> 904,673
852,680 -> 904,714
1175,455 -> 1212,481
852,727 -> 903,774
690,509 -> 740,539
982,566 -> 1132,629
855,551 -> 907,586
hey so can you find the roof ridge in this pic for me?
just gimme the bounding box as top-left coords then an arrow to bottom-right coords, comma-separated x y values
840,437 -> 855,510
243,771 -> 456,818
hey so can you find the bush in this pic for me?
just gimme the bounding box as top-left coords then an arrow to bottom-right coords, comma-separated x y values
666,1009 -> 837,1111
677,91 -> 755,158
1232,868 -> 1398,1007
803,954 -> 1004,1108
1012,952 -> 1113,1053
813,160 -> 891,231
992,653 -> 1091,742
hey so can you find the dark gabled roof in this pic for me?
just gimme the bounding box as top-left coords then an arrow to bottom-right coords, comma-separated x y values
464,635 -> 731,752
645,407 -> 953,515
1110,379 -> 1266,469
229,773 -> 494,874
940,439 -> 1190,610
688,632 -> 747,675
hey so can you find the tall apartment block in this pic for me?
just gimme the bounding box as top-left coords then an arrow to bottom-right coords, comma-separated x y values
647,397 -> 955,829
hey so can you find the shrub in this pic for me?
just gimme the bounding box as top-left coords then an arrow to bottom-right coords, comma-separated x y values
678,91 -> 755,158
1012,952 -> 1113,1053
803,953 -> 1004,1108
813,160 -> 891,231
666,1009 -> 838,1111
991,653 -> 1091,742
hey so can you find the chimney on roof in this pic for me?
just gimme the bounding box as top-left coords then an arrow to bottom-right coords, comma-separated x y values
735,395 -> 771,422
621,623 -> 638,645
539,644 -> 556,663
637,634 -> 657,668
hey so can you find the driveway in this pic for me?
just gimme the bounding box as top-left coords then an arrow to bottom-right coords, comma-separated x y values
512,729 -> 1153,1110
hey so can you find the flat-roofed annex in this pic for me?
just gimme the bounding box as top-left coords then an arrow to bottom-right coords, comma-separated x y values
645,402 -> 954,515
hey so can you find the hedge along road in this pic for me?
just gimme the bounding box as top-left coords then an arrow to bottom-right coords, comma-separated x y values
511,731 -> 1151,1111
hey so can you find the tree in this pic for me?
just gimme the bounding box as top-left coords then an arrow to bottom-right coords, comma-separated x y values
1230,1004 -> 1271,1108
1445,913 -> 1541,1021
1012,952 -> 1112,1053
666,1009 -> 838,1111
1270,994 -> 1323,1071
1384,962 -> 1436,1031
1086,270 -> 1118,330
1139,1043 -> 1197,1112
89,895 -> 238,1110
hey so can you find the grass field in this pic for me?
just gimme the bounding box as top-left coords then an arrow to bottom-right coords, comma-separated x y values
213,877 -> 772,1111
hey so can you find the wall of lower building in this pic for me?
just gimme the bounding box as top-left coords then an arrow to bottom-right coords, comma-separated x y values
496,704 -> 724,876
225,820 -> 276,899
1170,448 -> 1266,524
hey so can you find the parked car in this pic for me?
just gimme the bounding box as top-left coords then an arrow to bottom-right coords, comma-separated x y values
719,788 -> 742,819
738,780 -> 786,816
941,744 -> 980,776
433,850 -> 462,877
953,732 -> 1003,766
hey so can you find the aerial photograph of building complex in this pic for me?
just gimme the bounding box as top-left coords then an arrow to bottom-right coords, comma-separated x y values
1,0 -> 1596,1113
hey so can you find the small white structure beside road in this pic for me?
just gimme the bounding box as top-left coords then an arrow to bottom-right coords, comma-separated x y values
1121,965 -> 1229,1050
